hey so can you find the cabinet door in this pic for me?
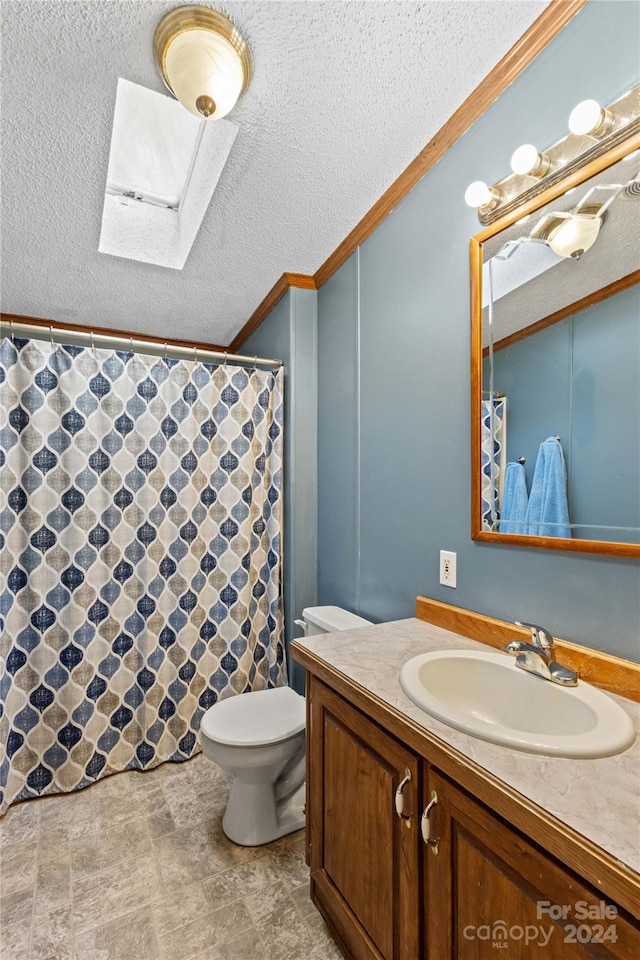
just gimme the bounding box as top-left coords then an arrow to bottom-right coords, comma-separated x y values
308,677 -> 420,960
424,768 -> 640,959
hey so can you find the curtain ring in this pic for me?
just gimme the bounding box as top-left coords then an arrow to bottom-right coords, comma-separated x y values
164,341 -> 168,361
90,331 -> 96,355
224,351 -> 228,367
193,346 -> 197,363
49,326 -> 55,350
253,355 -> 257,371
130,336 -> 134,354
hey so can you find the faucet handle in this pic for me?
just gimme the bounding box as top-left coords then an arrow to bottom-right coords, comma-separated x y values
514,621 -> 554,654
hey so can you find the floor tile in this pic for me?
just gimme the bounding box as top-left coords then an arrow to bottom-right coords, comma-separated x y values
193,926 -> 268,960
144,804 -> 177,840
243,880 -> 317,960
304,908 -> 345,958
72,852 -> 161,933
0,919 -> 31,959
75,903 -> 160,960
71,817 -> 151,878
0,840 -> 38,898
93,781 -> 168,831
263,835 -> 309,889
37,823 -> 71,861
153,818 -> 263,888
201,855 -> 286,911
0,884 -> 34,927
38,787 -> 96,843
160,777 -> 206,829
0,800 -> 40,848
33,853 -> 71,916
158,899 -> 253,960
289,881 -> 315,918
30,903 -> 73,960
0,754 -> 342,960
150,880 -> 210,939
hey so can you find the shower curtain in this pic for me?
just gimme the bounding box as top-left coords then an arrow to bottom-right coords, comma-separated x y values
480,397 -> 507,531
0,336 -> 286,815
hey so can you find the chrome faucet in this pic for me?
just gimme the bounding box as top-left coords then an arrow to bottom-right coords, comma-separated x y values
506,621 -> 578,687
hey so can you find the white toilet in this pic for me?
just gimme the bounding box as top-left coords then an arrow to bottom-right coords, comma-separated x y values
199,605 -> 372,846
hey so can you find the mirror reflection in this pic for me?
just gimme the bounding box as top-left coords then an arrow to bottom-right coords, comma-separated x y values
477,149 -> 640,548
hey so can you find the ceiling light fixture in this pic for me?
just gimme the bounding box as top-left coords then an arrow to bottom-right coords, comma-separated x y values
545,214 -> 602,260
510,144 -> 550,178
568,99 -> 614,138
154,5 -> 252,119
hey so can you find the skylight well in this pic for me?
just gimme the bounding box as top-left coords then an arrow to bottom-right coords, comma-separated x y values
99,79 -> 237,269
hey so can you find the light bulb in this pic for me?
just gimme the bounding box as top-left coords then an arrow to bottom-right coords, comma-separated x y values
547,215 -> 601,260
568,100 -> 613,138
510,144 -> 550,178
464,181 -> 500,210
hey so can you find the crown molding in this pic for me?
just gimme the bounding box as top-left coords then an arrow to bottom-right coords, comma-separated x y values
232,0 -> 588,350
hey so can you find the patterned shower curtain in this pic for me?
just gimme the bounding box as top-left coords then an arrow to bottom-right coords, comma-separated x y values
481,397 -> 507,531
0,336 -> 286,815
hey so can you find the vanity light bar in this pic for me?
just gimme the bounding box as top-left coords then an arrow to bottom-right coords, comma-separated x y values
465,84 -> 640,222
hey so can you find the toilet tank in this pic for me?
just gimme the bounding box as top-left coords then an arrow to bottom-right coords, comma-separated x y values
300,605 -> 372,636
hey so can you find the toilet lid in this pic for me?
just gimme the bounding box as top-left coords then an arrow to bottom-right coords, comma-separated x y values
200,687 -> 306,747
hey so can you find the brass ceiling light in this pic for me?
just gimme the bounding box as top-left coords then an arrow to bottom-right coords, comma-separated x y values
153,5 -> 252,119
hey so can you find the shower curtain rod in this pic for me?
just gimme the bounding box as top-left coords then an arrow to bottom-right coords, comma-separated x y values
0,318 -> 282,368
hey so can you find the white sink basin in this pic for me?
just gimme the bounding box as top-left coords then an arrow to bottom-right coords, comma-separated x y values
400,650 -> 636,759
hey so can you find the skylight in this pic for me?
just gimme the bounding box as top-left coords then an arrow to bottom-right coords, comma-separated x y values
106,79 -> 202,210
99,79 -> 238,269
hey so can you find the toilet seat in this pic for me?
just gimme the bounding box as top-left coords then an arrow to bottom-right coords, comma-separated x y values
201,687 -> 305,747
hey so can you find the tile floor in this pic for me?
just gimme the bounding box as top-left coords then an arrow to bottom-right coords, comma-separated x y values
0,754 -> 343,960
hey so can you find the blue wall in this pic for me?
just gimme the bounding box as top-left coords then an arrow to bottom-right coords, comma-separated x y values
250,1 -> 640,662
316,0 -> 640,661
243,288 -> 317,692
490,285 -> 640,543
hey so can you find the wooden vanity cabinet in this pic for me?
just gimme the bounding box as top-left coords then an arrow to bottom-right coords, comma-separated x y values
306,675 -> 640,960
426,769 -> 640,959
307,678 -> 420,960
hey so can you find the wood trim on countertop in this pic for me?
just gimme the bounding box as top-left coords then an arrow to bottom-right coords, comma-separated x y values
483,269 -> 640,357
0,312 -> 227,354
229,273 -> 316,353
231,0 -> 588,350
415,596 -> 640,702
293,646 -> 640,919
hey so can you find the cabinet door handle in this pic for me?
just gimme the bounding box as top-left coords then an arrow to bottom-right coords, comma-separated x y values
394,768 -> 412,826
421,790 -> 439,854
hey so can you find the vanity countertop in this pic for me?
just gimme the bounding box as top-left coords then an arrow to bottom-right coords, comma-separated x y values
292,617 -> 640,876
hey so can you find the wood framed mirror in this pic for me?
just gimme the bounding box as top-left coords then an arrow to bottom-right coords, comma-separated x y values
471,134 -> 640,557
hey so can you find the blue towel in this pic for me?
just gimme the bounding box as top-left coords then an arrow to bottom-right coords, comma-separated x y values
499,462 -> 529,534
525,437 -> 571,538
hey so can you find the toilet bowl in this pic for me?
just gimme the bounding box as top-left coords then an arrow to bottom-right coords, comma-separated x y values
200,686 -> 306,846
200,605 -> 372,846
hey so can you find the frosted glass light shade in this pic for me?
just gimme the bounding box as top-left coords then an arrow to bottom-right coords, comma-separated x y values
465,181 -> 499,209
154,7 -> 251,120
547,216 -> 601,260
164,30 -> 244,119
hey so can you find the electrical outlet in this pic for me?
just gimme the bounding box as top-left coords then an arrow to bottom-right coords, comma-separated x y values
439,550 -> 457,588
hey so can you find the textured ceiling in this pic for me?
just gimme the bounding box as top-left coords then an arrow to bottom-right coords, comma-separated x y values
1,0 -> 547,345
